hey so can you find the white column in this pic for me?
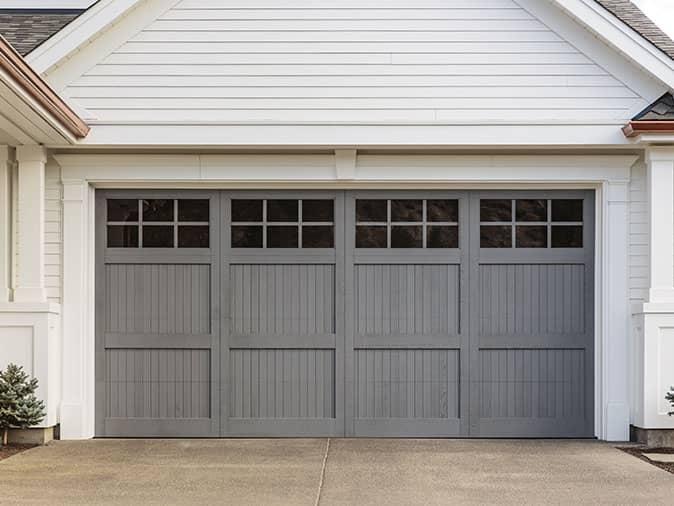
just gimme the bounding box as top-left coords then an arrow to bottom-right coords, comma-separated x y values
60,179 -> 95,439
646,147 -> 674,303
13,146 -> 47,303
0,146 -> 13,302
603,180 -> 631,441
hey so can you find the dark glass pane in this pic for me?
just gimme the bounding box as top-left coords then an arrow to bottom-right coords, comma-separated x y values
107,225 -> 138,247
480,225 -> 512,248
516,226 -> 547,248
232,200 -> 263,222
427,226 -> 458,248
356,200 -> 387,222
356,226 -> 387,248
551,226 -> 583,248
178,199 -> 209,222
143,226 -> 174,247
231,226 -> 262,248
391,226 -> 422,248
516,199 -> 547,222
391,200 -> 422,222
267,226 -> 299,247
142,199 -> 174,222
267,200 -> 298,222
552,199 -> 583,222
107,199 -> 138,222
302,200 -> 334,222
427,200 -> 458,222
178,226 -> 209,248
302,226 -> 334,248
480,199 -> 512,222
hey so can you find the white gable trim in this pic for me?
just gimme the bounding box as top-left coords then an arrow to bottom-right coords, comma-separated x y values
550,0 -> 674,89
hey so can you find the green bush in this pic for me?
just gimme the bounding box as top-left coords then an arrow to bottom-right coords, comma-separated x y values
0,364 -> 45,446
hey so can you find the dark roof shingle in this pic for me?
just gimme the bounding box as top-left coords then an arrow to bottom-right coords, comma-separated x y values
633,93 -> 674,120
594,0 -> 674,59
0,9 -> 84,56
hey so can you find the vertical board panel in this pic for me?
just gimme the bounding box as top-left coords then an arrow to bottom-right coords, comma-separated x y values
354,264 -> 459,336
105,264 -> 211,334
229,349 -> 335,418
478,348 -> 585,419
105,349 -> 210,419
479,264 -> 585,335
230,264 -> 335,335
354,349 -> 459,419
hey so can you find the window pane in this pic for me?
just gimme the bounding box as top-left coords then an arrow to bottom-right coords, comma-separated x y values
107,225 -> 138,247
267,225 -> 299,247
107,199 -> 138,222
427,226 -> 458,248
356,226 -> 387,248
516,226 -> 547,248
552,199 -> 583,222
267,200 -> 298,222
178,226 -> 209,248
232,226 -> 262,248
480,225 -> 512,248
178,199 -> 209,222
391,225 -> 422,248
516,199 -> 547,222
427,200 -> 458,222
302,200 -> 334,222
232,200 -> 263,222
480,199 -> 512,222
302,226 -> 334,248
356,200 -> 387,222
142,199 -> 174,222
551,226 -> 583,248
143,226 -> 174,247
391,200 -> 422,222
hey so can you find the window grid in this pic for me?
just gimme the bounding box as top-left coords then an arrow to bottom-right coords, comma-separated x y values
107,199 -> 209,248
231,199 -> 334,249
355,199 -> 459,249
479,199 -> 583,249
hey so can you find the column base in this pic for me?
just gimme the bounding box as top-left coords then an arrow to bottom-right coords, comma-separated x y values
631,425 -> 674,448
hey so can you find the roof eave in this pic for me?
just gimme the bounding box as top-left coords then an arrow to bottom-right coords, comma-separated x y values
623,121 -> 674,138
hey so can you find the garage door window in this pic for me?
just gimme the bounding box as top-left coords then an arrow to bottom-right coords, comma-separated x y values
355,199 -> 459,248
480,199 -> 583,248
106,199 -> 210,248
231,199 -> 334,248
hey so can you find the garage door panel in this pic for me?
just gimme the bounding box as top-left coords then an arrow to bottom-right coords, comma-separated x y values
230,263 -> 335,336
354,264 -> 460,338
478,263 -> 586,337
230,348 -> 335,419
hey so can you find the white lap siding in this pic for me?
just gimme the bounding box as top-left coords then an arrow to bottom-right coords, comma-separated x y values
45,162 -> 62,305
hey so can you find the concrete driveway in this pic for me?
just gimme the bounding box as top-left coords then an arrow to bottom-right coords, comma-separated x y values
0,439 -> 672,505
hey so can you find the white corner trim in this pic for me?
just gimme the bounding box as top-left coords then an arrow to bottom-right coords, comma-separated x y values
26,0 -> 144,74
551,0 -> 674,89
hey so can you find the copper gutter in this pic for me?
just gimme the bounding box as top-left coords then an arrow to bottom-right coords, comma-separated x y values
623,121 -> 674,137
0,36 -> 89,139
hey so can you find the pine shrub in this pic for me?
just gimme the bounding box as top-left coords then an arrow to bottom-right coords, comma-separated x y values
0,364 -> 45,446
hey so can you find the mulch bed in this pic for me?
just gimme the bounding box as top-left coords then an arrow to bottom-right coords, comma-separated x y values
618,446 -> 674,475
0,444 -> 35,461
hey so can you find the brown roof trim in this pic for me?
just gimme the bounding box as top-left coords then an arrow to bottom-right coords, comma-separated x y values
0,35 -> 88,139
623,121 -> 674,137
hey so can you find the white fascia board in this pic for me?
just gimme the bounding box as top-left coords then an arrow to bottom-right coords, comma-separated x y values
551,0 -> 674,89
629,133 -> 674,145
25,0 -> 144,75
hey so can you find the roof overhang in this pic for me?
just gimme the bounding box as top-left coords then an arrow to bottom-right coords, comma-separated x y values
0,35 -> 88,145
623,121 -> 674,138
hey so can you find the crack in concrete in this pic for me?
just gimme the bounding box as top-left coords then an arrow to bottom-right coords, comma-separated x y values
314,438 -> 330,506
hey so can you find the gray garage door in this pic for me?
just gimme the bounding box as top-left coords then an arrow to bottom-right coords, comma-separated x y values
96,190 -> 594,438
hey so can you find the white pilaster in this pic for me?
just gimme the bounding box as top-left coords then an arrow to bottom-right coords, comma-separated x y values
603,180 -> 631,441
646,147 -> 674,303
0,146 -> 13,302
13,146 -> 47,303
60,179 -> 95,439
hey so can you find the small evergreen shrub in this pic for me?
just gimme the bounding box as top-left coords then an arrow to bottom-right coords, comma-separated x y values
667,387 -> 674,417
0,364 -> 46,446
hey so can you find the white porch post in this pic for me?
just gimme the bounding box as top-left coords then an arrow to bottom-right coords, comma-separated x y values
60,178 -> 95,439
0,146 -> 13,302
13,146 -> 47,303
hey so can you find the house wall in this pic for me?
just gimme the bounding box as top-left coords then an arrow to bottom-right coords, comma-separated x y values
62,0 -> 655,125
